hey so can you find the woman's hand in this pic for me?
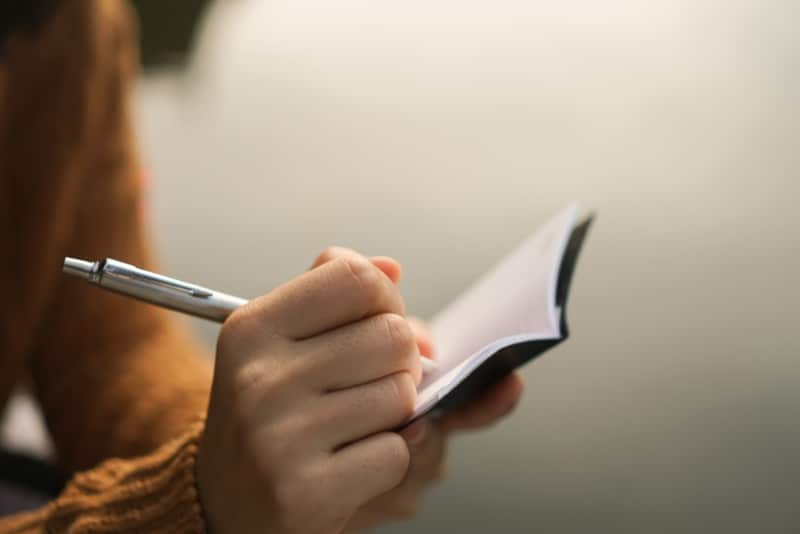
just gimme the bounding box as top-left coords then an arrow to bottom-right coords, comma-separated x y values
196,246 -> 524,534
310,248 -> 525,532
196,252 -> 423,534
344,319 -> 525,532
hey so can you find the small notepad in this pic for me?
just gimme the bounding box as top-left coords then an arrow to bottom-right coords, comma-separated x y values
413,204 -> 593,419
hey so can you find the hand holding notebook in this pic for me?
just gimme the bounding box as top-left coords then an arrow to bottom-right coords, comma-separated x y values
61,204 -> 592,533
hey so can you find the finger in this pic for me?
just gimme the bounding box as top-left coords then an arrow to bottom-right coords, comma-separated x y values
403,420 -> 448,486
297,313 -> 422,390
407,316 -> 435,358
398,418 -> 430,447
311,247 -> 402,284
369,256 -> 402,284
439,373 -> 525,433
315,372 -> 417,449
326,432 -> 411,510
246,255 -> 405,339
343,421 -> 445,531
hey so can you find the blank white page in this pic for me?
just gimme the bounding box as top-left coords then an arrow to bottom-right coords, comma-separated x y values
414,204 -> 578,414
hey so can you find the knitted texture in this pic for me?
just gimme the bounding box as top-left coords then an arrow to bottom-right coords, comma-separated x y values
0,0 -> 213,530
0,424 -> 207,533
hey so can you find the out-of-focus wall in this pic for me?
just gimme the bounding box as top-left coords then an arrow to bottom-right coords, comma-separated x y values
137,1 -> 800,532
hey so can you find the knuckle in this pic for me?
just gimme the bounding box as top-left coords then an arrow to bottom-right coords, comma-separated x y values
217,301 -> 280,360
389,372 -> 418,419
382,313 -> 416,355
339,255 -> 385,307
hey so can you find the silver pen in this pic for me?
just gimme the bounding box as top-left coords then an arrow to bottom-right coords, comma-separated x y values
63,257 -> 437,373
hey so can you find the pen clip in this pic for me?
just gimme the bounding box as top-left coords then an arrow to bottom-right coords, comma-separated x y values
146,278 -> 214,298
102,259 -> 213,298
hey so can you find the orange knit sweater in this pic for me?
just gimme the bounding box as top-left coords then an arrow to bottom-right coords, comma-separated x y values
0,1 -> 213,531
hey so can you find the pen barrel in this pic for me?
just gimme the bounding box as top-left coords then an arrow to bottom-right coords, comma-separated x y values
99,269 -> 247,323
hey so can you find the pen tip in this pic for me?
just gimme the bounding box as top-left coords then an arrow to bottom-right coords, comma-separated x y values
421,357 -> 438,374
63,257 -> 97,280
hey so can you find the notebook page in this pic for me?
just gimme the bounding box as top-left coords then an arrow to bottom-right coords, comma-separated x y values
414,204 -> 578,412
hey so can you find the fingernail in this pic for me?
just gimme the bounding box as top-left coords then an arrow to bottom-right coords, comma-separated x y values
399,419 -> 428,446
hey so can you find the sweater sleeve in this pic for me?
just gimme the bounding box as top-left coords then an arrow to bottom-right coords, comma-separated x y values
0,0 -> 216,530
0,423 -> 207,533
2,0 -> 212,470
15,0 -> 211,471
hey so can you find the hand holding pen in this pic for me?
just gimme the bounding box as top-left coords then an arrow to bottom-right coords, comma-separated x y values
63,247 -> 523,532
65,248 -> 432,533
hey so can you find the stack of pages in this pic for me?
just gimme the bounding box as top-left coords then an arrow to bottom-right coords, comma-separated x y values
413,204 -> 593,419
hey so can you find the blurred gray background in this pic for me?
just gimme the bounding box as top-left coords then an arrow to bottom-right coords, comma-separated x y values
134,0 -> 798,532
